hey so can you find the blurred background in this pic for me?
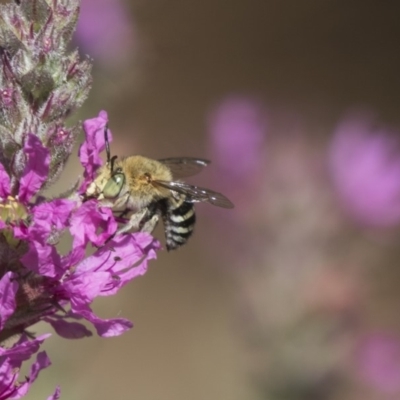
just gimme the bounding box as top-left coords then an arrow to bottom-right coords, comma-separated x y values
30,1 -> 400,399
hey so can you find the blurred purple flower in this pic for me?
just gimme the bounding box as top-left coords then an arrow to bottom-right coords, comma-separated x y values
75,0 -> 135,66
329,116 -> 400,227
208,97 -> 267,186
357,332 -> 400,393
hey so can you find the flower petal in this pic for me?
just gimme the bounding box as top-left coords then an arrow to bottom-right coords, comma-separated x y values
47,386 -> 61,400
0,271 -> 18,331
19,134 -> 50,202
70,200 -> 117,249
1,334 -> 51,360
8,351 -> 52,399
78,110 -> 111,192
21,242 -> 62,278
29,199 -> 76,242
29,351 -> 51,383
70,233 -> 158,299
0,162 -> 11,199
64,271 -> 112,305
0,335 -> 51,399
73,304 -> 133,337
45,318 -> 92,339
0,357 -> 18,398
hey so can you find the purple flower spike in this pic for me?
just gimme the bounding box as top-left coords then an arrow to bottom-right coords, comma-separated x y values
329,115 -> 400,228
0,107 -> 161,396
0,0 -> 161,395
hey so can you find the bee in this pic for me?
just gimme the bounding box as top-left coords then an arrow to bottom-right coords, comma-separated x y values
85,127 -> 234,250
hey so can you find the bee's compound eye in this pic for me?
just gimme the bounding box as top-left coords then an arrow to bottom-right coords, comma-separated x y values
103,173 -> 125,199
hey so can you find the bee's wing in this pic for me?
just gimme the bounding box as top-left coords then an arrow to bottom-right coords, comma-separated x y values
158,157 -> 210,178
154,180 -> 234,209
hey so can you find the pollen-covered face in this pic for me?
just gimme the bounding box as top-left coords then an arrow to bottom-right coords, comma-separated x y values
85,164 -> 112,199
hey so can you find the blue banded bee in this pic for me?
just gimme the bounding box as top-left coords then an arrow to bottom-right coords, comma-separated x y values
85,128 -> 234,250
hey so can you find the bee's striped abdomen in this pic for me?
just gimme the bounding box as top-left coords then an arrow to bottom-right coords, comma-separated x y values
159,195 -> 196,251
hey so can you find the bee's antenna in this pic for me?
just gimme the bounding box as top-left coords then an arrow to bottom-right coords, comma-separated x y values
104,124 -> 111,165
110,155 -> 118,173
104,125 -> 118,173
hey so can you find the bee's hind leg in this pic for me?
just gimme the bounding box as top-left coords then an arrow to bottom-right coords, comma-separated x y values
138,202 -> 161,233
115,208 -> 160,235
140,213 -> 159,233
115,208 -> 148,235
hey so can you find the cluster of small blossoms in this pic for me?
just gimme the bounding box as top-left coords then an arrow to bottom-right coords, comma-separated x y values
0,1 -> 159,398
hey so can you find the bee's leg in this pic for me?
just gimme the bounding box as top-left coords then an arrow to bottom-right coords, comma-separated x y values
118,209 -> 130,219
115,208 -> 148,235
140,214 -> 159,233
137,201 -> 161,233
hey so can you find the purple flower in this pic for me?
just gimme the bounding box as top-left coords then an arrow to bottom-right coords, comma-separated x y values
49,231 -> 159,338
357,332 -> 400,393
329,115 -> 400,227
4,111 -> 160,340
0,111 -> 160,395
75,0 -> 136,67
0,1 -> 160,396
